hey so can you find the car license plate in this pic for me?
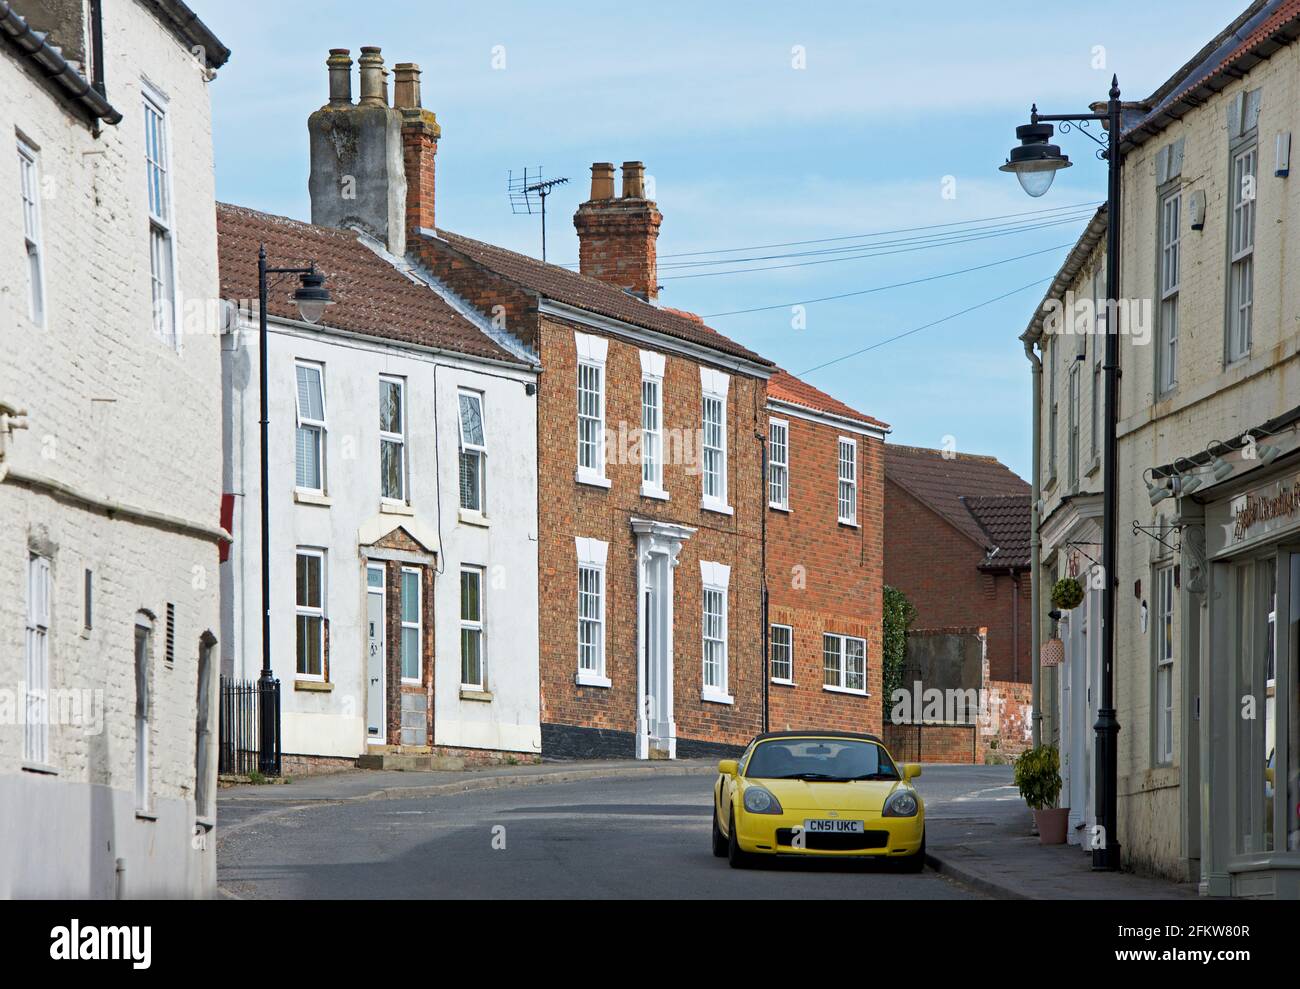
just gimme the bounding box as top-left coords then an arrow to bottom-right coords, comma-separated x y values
803,818 -> 864,834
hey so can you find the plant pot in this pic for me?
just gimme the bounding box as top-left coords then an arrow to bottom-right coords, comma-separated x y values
1032,807 -> 1070,845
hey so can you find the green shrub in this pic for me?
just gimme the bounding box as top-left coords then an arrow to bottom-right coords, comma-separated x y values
1013,745 -> 1062,810
882,586 -> 917,720
1050,577 -> 1084,610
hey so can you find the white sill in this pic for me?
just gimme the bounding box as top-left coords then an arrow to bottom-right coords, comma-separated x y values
823,685 -> 869,697
576,472 -> 612,490
701,500 -> 734,517
770,678 -> 796,687
640,484 -> 670,502
769,503 -> 791,513
294,490 -> 332,507
21,762 -> 58,776
702,690 -> 735,705
458,508 -> 490,528
576,671 -> 612,688
1085,458 -> 1101,477
838,519 -> 860,529
381,500 -> 414,516
460,687 -> 493,702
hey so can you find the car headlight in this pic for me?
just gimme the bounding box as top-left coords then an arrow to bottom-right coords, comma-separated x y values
883,788 -> 919,818
743,786 -> 783,815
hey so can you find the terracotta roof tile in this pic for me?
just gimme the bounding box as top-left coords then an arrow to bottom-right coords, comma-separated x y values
885,444 -> 1029,547
767,369 -> 890,430
963,494 -> 1033,570
216,204 -> 521,365
429,230 -> 772,367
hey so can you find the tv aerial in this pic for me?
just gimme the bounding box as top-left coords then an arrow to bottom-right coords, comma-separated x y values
509,167 -> 569,262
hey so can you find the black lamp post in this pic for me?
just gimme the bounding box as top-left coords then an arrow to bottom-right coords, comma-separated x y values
1002,76 -> 1124,872
256,245 -> 333,777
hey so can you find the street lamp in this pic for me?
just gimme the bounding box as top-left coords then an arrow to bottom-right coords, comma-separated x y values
256,245 -> 333,776
1003,76 -> 1124,872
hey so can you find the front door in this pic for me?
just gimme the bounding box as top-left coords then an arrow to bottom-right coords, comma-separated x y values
638,552 -> 675,759
366,565 -> 386,746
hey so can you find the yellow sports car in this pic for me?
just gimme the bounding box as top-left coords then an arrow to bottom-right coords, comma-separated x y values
712,730 -> 926,870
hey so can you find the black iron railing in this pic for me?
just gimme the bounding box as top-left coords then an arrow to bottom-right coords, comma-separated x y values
219,675 -> 281,776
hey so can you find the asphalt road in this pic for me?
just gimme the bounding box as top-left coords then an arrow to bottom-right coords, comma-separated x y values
218,766 -> 1010,899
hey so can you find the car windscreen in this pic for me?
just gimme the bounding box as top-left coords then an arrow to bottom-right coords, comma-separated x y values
745,739 -> 899,781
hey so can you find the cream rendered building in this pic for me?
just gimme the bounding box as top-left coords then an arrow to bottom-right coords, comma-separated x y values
1024,0 -> 1300,898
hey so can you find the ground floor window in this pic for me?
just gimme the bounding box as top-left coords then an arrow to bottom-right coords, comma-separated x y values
460,567 -> 485,689
134,615 -> 153,812
770,624 -> 793,683
823,633 -> 866,694
400,567 -> 421,683
295,550 -> 325,679
25,554 -> 50,765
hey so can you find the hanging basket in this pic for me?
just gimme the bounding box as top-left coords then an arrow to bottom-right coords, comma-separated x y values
1041,638 -> 1065,667
1051,576 -> 1085,611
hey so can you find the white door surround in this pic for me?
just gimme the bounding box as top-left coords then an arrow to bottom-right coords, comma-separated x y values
631,518 -> 696,760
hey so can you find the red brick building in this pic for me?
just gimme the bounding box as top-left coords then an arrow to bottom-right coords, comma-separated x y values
764,370 -> 889,735
883,446 -> 1032,683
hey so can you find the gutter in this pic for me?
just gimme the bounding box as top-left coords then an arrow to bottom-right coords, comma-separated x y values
1022,336 -> 1044,748
0,0 -> 122,125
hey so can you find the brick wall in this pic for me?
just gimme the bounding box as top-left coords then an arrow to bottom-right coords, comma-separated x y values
536,316 -> 766,754
765,413 -> 884,735
883,479 -> 1031,683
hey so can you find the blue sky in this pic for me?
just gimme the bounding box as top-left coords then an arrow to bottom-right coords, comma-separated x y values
200,0 -> 1237,479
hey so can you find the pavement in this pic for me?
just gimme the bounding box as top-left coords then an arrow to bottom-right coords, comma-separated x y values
217,759 -> 1200,900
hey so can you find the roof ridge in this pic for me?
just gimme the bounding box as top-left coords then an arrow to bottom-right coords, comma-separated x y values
887,443 -> 1003,464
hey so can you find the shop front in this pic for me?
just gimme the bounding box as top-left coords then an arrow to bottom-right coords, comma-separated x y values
1197,465 -> 1300,897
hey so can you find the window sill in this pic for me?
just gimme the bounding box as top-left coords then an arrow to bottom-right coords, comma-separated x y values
769,503 -> 791,513
21,761 -> 58,776
770,678 -> 796,688
823,685 -> 869,697
838,519 -> 860,529
295,679 -> 333,692
380,501 -> 414,516
458,508 -> 490,528
576,472 -> 612,490
576,671 -> 612,688
640,484 -> 670,502
1085,458 -> 1100,478
702,690 -> 735,706
701,500 -> 734,517
460,688 -> 494,703
294,490 -> 332,507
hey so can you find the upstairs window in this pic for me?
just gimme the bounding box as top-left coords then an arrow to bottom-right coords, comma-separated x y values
17,139 -> 43,325
1067,363 -> 1080,489
838,437 -> 858,525
458,390 -> 486,513
1228,144 -> 1257,362
379,376 -> 407,503
768,419 -> 789,510
700,368 -> 731,512
575,332 -> 608,485
1158,189 -> 1181,394
823,633 -> 867,694
142,90 -> 176,348
295,363 -> 326,493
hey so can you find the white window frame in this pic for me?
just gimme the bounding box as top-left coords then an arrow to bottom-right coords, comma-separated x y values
823,632 -> 868,695
1155,565 -> 1175,765
295,549 -> 326,681
460,566 -> 486,691
379,375 -> 408,504
1090,261 -> 1104,468
1067,362 -> 1080,489
768,418 -> 789,511
25,554 -> 51,767
575,332 -> 609,487
770,623 -> 793,684
700,368 -> 732,514
134,614 -> 153,813
142,85 -> 178,349
576,537 -> 610,687
700,561 -> 732,703
640,350 -> 667,499
294,361 -> 327,494
1228,142 -> 1257,363
1158,189 -> 1181,394
399,567 -> 422,684
17,138 -> 44,326
458,389 -> 487,514
837,437 -> 858,526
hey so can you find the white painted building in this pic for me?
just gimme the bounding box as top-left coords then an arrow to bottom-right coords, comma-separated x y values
217,204 -> 542,768
0,0 -> 230,897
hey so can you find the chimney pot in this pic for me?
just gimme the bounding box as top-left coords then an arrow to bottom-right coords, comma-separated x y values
590,162 -> 615,201
326,49 -> 353,106
621,161 -> 646,199
393,62 -> 422,110
358,46 -> 387,106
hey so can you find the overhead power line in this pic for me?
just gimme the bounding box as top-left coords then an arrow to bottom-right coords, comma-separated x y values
702,242 -> 1073,318
797,276 -> 1054,377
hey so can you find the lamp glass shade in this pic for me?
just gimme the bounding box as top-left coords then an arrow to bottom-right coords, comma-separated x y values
1015,165 -> 1058,198
292,271 -> 333,325
295,298 -> 331,325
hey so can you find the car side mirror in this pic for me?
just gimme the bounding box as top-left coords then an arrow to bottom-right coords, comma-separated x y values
718,759 -> 739,777
904,763 -> 922,780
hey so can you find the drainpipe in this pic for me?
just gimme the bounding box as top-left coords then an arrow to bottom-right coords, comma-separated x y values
1023,335 -> 1043,748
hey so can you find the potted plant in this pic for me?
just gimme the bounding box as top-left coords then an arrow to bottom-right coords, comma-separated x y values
1051,576 -> 1084,611
1013,745 -> 1069,844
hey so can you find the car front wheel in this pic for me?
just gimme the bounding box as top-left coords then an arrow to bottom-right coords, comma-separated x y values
727,809 -> 753,869
711,805 -> 728,858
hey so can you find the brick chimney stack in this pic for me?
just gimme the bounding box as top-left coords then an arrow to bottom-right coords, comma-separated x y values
308,47 -> 408,256
573,161 -> 663,302
393,62 -> 441,237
